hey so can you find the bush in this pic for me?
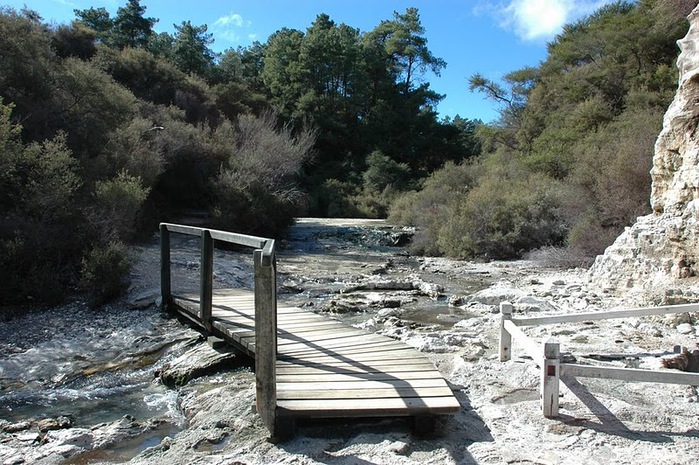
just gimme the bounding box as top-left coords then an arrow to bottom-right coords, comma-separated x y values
0,105 -> 86,304
353,150 -> 415,218
80,241 -> 133,307
353,185 -> 401,219
363,150 -> 413,193
212,181 -> 301,238
438,172 -> 565,259
565,213 -> 621,257
96,117 -> 166,188
317,178 -> 363,218
564,104 -> 661,255
91,171 -> 150,242
388,161 -> 474,256
210,112 -> 315,236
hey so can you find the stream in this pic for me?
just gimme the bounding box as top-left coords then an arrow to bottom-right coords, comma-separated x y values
0,218 -> 493,463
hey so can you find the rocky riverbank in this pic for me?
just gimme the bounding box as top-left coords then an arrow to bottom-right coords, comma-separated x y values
1,218 -> 698,465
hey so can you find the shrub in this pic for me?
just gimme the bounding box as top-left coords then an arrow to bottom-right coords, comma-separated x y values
52,57 -> 137,160
354,150 -> 415,218
438,172 -> 565,259
91,171 -> 150,242
353,185 -> 401,219
388,161 -> 474,255
566,213 -> 621,257
80,241 -> 133,307
96,117 -> 165,188
0,105 -> 86,304
317,179 -> 362,218
211,112 -> 315,235
362,150 -> 413,193
211,179 -> 300,238
564,104 -> 661,255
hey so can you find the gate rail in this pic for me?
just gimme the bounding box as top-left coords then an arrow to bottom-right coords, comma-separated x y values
499,301 -> 699,416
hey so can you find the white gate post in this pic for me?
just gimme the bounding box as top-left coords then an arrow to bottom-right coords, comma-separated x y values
542,338 -> 560,417
499,302 -> 513,362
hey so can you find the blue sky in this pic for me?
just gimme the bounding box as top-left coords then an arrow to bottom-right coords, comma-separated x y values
4,0 -> 617,123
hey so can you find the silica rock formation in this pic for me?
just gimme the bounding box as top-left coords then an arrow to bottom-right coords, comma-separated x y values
589,6 -> 699,301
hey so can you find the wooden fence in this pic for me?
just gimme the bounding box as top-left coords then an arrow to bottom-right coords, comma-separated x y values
159,223 -> 278,432
499,301 -> 699,417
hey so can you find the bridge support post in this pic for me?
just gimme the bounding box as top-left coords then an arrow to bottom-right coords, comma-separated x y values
255,244 -> 278,435
160,224 -> 171,311
200,230 -> 213,332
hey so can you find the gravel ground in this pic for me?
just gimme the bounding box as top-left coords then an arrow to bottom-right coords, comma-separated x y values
1,219 -> 698,464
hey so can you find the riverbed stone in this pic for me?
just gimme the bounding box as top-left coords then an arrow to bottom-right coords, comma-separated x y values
126,289 -> 160,309
37,417 -> 72,433
43,429 -> 93,449
467,282 -> 527,306
0,421 -> 30,433
159,342 -> 243,387
677,323 -> 694,334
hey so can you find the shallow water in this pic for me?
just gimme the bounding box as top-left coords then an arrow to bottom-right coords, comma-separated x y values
64,421 -> 182,464
0,305 -> 191,428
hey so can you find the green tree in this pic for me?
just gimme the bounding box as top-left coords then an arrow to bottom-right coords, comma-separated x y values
370,8 -> 446,94
148,31 -> 175,59
360,8 -> 450,171
172,21 -> 215,76
112,0 -> 157,49
262,28 -> 305,118
73,6 -> 113,44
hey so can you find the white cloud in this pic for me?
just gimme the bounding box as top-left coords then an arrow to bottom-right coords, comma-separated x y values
505,0 -> 569,40
212,12 -> 255,46
211,13 -> 257,45
478,0 -> 616,42
214,13 -> 244,28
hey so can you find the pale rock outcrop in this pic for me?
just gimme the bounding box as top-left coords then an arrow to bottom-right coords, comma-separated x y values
589,6 -> 699,301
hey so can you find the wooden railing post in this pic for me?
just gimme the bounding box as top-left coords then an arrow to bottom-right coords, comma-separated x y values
200,229 -> 213,332
254,243 -> 277,435
542,339 -> 560,417
499,302 -> 513,362
160,224 -> 171,311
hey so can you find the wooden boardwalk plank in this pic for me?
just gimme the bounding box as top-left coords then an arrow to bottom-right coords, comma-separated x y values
277,396 -> 460,418
170,289 -> 461,420
277,379 -> 448,390
277,386 -> 455,400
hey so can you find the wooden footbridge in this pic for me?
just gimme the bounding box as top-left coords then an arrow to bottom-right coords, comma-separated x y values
160,223 -> 460,438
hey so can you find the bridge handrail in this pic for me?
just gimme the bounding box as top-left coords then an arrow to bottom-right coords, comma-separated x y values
159,222 -> 278,433
159,222 -> 269,250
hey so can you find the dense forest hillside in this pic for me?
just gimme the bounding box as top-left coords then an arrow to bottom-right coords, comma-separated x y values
0,0 -> 694,308
391,0 -> 695,262
0,1 -> 476,307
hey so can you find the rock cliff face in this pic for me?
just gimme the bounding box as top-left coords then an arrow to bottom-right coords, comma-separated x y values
589,6 -> 699,301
